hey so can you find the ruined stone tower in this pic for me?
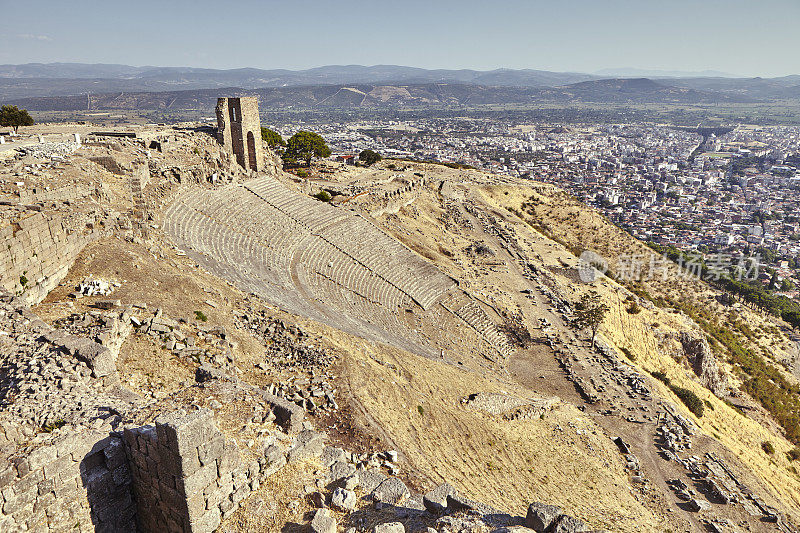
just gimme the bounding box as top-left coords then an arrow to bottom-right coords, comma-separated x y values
215,96 -> 264,172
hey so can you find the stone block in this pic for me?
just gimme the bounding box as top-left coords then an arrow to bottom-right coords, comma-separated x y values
27,445 -> 58,470
159,409 -> 217,456
423,482 -> 456,514
84,468 -> 114,497
43,453 -> 75,479
261,392 -> 304,433
14,469 -> 44,495
103,439 -> 126,470
372,477 -> 410,506
193,507 -> 221,532
37,477 -> 54,496
310,508 -> 336,533
181,464 -> 218,496
525,502 -> 563,532
550,515 -> 589,533
53,474 -> 79,499
185,492 -> 206,518
218,443 -> 241,474
197,436 -> 224,467
0,467 -> 16,489
287,430 -> 325,462
111,465 -> 131,486
179,448 -> 201,477
12,457 -> 30,478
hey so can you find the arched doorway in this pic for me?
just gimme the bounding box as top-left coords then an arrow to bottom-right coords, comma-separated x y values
246,131 -> 257,170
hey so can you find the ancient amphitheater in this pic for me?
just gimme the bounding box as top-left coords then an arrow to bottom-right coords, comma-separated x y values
164,175 -> 512,359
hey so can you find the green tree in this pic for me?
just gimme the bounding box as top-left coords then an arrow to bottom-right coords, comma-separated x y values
260,127 -> 285,148
284,131 -> 331,167
574,291 -> 610,347
359,149 -> 382,166
768,271 -> 779,290
0,105 -> 34,133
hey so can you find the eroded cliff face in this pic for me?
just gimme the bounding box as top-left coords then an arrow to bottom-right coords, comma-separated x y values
679,331 -> 728,397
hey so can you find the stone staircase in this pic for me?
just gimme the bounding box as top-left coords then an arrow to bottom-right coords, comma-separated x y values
440,290 -> 514,360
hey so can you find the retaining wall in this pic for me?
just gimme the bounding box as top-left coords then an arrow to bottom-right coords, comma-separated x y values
0,212 -> 100,305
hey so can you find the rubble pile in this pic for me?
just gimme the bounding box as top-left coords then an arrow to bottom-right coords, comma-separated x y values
19,141 -> 80,160
236,310 -> 336,370
74,277 -> 117,297
299,436 -> 595,533
440,200 -> 473,232
655,408 -> 695,460
0,290 -> 139,440
267,374 -> 339,414
131,308 -> 237,372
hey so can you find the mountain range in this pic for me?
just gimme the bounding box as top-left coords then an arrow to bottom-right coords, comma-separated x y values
2,63 -> 800,112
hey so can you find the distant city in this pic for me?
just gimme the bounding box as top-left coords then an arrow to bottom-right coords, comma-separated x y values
293,120 -> 800,295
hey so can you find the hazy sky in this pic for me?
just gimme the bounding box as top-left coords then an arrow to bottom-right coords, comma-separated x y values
2,0 -> 799,77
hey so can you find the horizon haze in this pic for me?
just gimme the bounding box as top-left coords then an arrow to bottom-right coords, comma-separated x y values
2,0 -> 799,78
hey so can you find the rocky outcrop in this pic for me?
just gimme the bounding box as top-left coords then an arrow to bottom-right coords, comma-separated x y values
679,332 -> 727,396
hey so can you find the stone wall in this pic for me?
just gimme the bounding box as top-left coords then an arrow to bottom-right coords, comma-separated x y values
0,212 -> 100,305
123,408 -> 282,533
0,427 -> 136,532
215,97 -> 264,172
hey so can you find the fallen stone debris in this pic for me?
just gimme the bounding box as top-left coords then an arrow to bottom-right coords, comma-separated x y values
18,141 -> 81,160
74,277 -> 117,297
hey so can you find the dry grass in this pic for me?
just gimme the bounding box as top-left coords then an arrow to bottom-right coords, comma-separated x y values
479,183 -> 800,520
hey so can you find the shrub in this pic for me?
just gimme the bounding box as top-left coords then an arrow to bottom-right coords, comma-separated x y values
626,301 -> 642,314
787,447 -> 800,461
314,191 -> 332,202
19,275 -> 28,287
724,398 -> 746,416
296,169 -> 309,179
417,405 -> 424,416
620,347 -> 636,361
194,310 -> 208,322
651,370 -> 670,385
42,419 -> 66,433
762,441 -> 775,455
669,385 -> 704,418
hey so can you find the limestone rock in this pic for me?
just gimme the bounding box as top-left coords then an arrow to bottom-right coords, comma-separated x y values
551,515 -> 589,533
329,460 -> 356,481
359,469 -> 387,494
423,482 -> 456,514
371,477 -> 410,505
686,497 -> 712,512
525,502 -> 563,532
310,508 -> 337,533
321,446 -> 347,467
331,487 -> 357,511
287,429 -> 325,462
679,332 -> 727,396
